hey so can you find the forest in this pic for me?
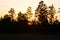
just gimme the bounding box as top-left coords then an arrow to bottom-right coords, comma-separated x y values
0,1 -> 60,34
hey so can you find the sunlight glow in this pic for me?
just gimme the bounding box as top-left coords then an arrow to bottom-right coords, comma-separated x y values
0,0 -> 60,25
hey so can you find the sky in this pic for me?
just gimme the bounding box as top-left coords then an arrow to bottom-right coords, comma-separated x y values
0,0 -> 60,17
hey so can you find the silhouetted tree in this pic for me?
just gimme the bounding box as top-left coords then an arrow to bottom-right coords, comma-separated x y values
17,11 -> 23,21
25,7 -> 33,20
36,1 -> 48,24
17,11 -> 27,21
54,16 -> 59,24
48,4 -> 56,24
8,8 -> 15,21
34,10 -> 41,24
25,7 -> 34,25
4,14 -> 10,19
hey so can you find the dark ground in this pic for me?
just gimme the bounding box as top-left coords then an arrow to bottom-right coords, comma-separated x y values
0,18 -> 60,39
0,18 -> 60,35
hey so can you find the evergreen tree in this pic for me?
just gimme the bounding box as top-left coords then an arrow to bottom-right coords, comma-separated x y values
17,12 -> 23,21
8,8 -> 15,21
4,14 -> 10,19
36,1 -> 48,24
25,7 -> 33,21
25,7 -> 33,25
34,10 -> 41,24
3,14 -> 11,22
48,4 -> 56,24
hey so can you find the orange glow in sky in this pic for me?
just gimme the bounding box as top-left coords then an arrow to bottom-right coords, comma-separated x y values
0,0 -> 60,18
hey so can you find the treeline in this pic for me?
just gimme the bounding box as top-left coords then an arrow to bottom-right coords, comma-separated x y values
0,1 -> 60,33
0,1 -> 59,24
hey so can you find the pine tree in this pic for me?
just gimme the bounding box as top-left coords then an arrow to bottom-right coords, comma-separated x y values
25,7 -> 33,25
17,11 -> 24,21
36,1 -> 48,24
17,11 -> 27,22
4,14 -> 9,19
48,4 -> 56,24
34,10 -> 41,24
26,7 -> 33,21
3,14 -> 11,21
8,8 -> 15,21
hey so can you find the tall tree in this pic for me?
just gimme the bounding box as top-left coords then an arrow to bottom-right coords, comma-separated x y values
8,8 -> 15,21
36,1 -> 48,24
25,7 -> 33,25
17,11 -> 27,22
34,10 -> 41,24
48,4 -> 56,24
25,7 -> 33,21
17,11 -> 25,21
